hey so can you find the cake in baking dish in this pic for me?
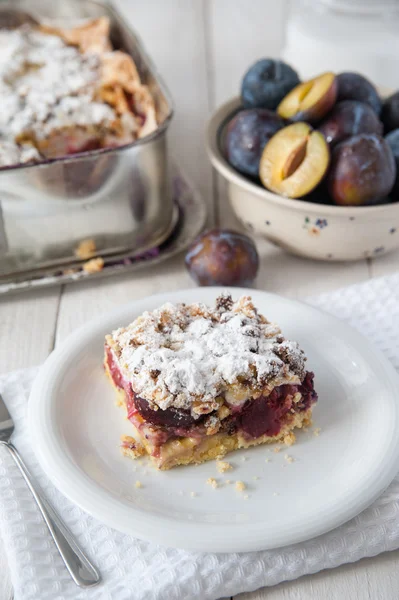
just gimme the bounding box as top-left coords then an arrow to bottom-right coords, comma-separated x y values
104,294 -> 318,470
0,17 -> 158,167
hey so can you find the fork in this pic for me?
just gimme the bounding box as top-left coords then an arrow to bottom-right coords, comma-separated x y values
0,393 -> 100,588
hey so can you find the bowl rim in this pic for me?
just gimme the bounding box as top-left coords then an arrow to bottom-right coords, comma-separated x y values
206,96 -> 399,217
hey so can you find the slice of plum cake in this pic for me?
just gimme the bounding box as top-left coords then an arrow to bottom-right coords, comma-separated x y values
104,294 -> 317,470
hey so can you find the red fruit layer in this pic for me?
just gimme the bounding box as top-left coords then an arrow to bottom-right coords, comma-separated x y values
105,344 -> 317,447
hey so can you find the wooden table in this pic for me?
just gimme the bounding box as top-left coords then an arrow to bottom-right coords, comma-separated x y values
1,1 -> 399,598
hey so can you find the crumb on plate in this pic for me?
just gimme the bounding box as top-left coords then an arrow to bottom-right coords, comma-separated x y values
216,460 -> 232,473
235,480 -> 246,492
284,454 -> 294,463
135,480 -> 142,489
313,427 -> 321,436
206,477 -> 218,489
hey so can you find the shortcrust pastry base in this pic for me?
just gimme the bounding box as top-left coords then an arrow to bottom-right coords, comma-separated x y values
105,359 -> 312,470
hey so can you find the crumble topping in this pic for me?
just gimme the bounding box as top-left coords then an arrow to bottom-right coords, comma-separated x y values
108,294 -> 306,414
0,26 -> 114,140
0,17 -> 157,167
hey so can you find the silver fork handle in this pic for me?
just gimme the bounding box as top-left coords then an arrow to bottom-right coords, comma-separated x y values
4,442 -> 100,588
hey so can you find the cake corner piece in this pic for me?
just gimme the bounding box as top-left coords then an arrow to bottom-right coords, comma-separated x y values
104,293 -> 318,470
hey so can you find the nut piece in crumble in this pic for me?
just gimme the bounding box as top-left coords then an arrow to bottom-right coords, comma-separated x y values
104,294 -> 318,470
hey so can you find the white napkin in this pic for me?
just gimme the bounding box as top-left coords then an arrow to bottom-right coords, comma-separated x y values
1,273 -> 399,600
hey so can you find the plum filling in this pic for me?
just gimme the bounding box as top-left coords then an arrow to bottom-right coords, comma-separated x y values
105,345 -> 317,450
230,372 -> 317,439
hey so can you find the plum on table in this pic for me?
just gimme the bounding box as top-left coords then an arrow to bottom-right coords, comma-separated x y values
328,133 -> 395,205
319,100 -> 383,146
185,229 -> 259,286
225,109 -> 284,177
277,72 -> 337,124
381,92 -> 399,134
336,72 -> 381,115
259,122 -> 330,198
241,59 -> 300,110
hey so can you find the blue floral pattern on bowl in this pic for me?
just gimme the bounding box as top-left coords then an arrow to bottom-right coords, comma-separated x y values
303,217 -> 328,236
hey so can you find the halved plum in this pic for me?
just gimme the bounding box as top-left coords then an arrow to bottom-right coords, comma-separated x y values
259,122 -> 330,198
277,72 -> 337,124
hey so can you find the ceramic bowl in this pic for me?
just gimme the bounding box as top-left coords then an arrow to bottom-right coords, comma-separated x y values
206,97 -> 399,262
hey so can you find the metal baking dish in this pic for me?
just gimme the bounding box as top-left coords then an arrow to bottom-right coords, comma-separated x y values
0,0 -> 174,277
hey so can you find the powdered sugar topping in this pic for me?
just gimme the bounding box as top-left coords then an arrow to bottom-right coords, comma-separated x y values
109,295 -> 306,413
0,26 -> 115,142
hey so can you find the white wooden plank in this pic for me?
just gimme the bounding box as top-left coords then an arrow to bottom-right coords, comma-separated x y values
370,247 -> 399,279
235,550 -> 399,600
206,0 -> 289,107
0,288 -> 60,372
115,0 -> 215,222
56,256 -> 194,342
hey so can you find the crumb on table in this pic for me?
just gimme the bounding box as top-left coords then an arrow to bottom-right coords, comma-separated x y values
75,238 -> 97,259
83,257 -> 104,273
216,460 -> 232,473
235,480 -> 246,492
62,267 -> 79,276
206,477 -> 218,489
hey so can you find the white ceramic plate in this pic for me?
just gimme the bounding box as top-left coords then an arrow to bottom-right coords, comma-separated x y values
29,288 -> 399,553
